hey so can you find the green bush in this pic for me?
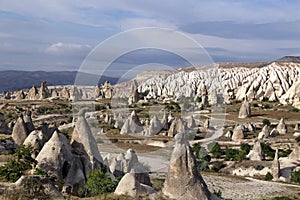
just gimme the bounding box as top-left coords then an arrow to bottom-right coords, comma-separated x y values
207,142 -> 222,158
211,161 -> 225,172
279,149 -> 292,157
261,142 -> 275,159
264,172 -> 273,181
262,119 -> 271,126
79,170 -> 121,197
198,160 -> 209,171
0,145 -> 36,182
240,143 -> 251,154
224,148 -> 239,161
295,136 -> 300,142
291,170 -> 300,183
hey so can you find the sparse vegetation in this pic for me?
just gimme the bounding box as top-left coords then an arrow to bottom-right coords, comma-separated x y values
262,119 -> 271,126
291,170 -> 300,183
0,145 -> 36,182
78,170 -> 121,197
264,172 -> 273,181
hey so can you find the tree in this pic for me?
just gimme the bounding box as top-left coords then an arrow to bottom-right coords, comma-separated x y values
79,170 -> 121,197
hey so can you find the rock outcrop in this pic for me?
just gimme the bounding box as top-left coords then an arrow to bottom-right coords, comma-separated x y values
120,111 -> 143,134
238,99 -> 251,118
277,118 -> 287,134
271,149 -> 280,180
12,114 -> 29,146
0,113 -> 11,134
24,110 -> 34,133
231,125 -> 244,141
114,170 -> 154,198
289,143 -> 300,161
145,115 -> 163,136
162,133 -> 217,200
71,110 -> 103,170
247,141 -> 265,161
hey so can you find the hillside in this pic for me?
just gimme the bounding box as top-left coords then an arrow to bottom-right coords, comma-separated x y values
0,71 -> 119,92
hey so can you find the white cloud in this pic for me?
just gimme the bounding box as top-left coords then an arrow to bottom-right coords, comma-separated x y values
45,42 -> 91,56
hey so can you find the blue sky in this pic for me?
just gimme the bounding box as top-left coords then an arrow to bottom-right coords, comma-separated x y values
0,0 -> 300,73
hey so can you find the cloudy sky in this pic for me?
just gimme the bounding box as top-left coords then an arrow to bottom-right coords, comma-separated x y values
0,0 -> 300,73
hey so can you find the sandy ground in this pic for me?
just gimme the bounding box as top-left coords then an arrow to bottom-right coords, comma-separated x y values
204,174 -> 300,200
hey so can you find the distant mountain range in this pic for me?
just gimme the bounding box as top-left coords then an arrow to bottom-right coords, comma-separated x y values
0,71 -> 119,93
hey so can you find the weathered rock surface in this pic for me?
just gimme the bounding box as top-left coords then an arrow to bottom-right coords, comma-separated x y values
114,170 -> 154,198
238,99 -> 251,118
12,114 -> 29,146
289,143 -> 300,161
162,133 -> 217,200
231,125 -> 244,141
276,118 -> 287,134
120,111 -> 143,134
247,141 -> 265,161
71,110 -> 103,170
271,149 -> 280,180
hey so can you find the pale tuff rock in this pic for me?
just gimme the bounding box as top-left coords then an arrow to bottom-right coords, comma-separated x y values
168,117 -> 187,137
225,130 -> 233,138
258,125 -> 270,140
39,81 -> 50,99
231,125 -> 244,141
120,111 -> 143,134
36,131 -> 74,180
0,113 -> 11,134
12,114 -> 29,146
204,118 -> 210,129
101,81 -> 113,99
247,141 -> 265,161
145,115 -> 163,136
238,99 -> 251,118
289,143 -> 300,161
128,80 -> 139,105
112,62 -> 300,109
15,90 -> 25,100
104,154 -> 124,177
188,115 -> 197,129
114,170 -> 154,198
71,110 -> 103,170
168,112 -> 174,124
162,133 -> 217,200
114,114 -> 124,129
23,130 -> 43,156
93,85 -> 101,99
271,149 -> 280,180
51,88 -> 59,98
295,124 -> 299,131
277,118 -> 287,134
26,85 -> 38,100
24,110 -> 34,133
61,87 -> 70,99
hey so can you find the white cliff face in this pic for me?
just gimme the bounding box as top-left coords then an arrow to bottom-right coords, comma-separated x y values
113,62 -> 300,108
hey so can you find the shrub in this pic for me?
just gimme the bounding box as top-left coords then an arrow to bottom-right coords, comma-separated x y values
67,116 -> 73,123
240,143 -> 251,154
79,170 -> 121,197
211,161 -> 225,172
224,148 -> 239,161
255,164 -> 265,171
291,170 -> 300,183
279,149 -> 292,157
295,136 -> 300,143
198,160 -> 209,171
207,142 -> 222,158
0,145 -> 36,182
213,189 -> 222,198
261,142 -> 275,159
262,119 -> 271,126
264,172 -> 273,181
264,104 -> 273,109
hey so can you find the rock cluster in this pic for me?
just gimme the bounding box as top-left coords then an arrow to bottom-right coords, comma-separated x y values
162,133 -> 218,200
